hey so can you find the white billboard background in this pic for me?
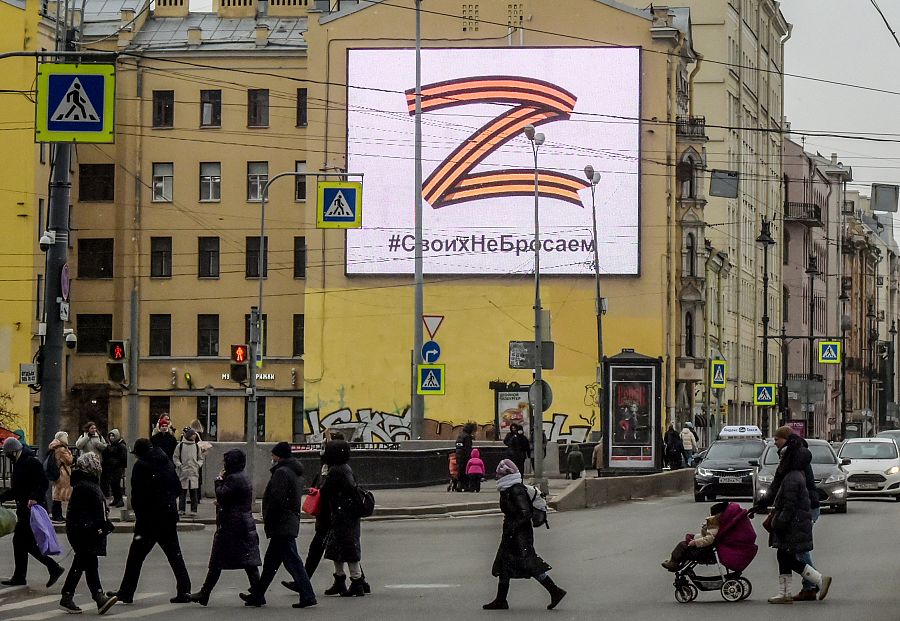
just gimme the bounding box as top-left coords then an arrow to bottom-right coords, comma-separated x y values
346,47 -> 641,275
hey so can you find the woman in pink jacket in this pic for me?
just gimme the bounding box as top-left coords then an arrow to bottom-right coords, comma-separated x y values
465,448 -> 486,492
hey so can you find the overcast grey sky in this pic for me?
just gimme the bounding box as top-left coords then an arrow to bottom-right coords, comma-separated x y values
781,0 -> 900,196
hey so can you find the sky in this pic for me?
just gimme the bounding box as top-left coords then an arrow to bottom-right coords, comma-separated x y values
781,0 -> 900,200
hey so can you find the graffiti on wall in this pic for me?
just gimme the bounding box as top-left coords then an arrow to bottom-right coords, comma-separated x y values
305,406 -> 496,442
543,411 -> 595,443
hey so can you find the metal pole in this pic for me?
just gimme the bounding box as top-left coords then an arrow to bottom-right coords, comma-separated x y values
126,287 -> 139,510
808,258 -> 815,433
761,234 -> 770,436
529,132 -> 546,494
411,0 -> 425,438
780,326 -> 788,426
585,170 -> 604,392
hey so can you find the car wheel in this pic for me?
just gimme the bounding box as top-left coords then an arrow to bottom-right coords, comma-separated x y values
833,503 -> 847,514
694,492 -> 705,502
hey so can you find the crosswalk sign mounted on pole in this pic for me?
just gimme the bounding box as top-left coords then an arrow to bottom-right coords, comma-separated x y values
417,364 -> 445,395
36,63 -> 115,143
753,383 -> 777,406
710,360 -> 727,389
317,181 -> 363,229
818,341 -> 842,364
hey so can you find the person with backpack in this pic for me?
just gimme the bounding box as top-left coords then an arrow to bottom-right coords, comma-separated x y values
483,459 -> 566,611
465,448 -> 486,492
319,439 -> 366,597
565,443 -> 585,479
173,428 -> 204,515
664,423 -> 684,469
239,442 -> 317,609
48,431 -> 73,523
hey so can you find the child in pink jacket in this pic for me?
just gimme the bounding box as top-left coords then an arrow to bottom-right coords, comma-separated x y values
465,448 -> 486,492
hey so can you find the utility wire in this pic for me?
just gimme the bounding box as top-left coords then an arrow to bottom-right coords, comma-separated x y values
870,0 -> 900,50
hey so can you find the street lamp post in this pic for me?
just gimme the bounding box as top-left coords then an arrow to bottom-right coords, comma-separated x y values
867,301 -> 877,435
805,254 -> 819,433
411,0 -> 425,438
839,287 -> 850,440
525,125 -> 547,494
583,165 -> 604,389
756,219 -> 775,436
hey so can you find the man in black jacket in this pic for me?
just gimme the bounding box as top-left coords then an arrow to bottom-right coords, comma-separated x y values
240,442 -> 316,608
0,437 -> 65,587
101,429 -> 127,508
109,438 -> 191,604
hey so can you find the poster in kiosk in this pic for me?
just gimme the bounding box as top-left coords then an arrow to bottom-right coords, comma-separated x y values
602,349 -> 663,471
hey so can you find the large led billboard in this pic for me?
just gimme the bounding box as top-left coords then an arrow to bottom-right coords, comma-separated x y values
346,47 -> 641,275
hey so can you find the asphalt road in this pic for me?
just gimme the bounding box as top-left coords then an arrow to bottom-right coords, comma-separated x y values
1,494 -> 898,620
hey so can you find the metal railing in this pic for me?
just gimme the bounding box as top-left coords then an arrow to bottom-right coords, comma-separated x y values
784,201 -> 823,225
676,115 -> 706,138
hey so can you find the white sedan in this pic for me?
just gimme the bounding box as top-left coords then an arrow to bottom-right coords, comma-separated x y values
838,438 -> 900,500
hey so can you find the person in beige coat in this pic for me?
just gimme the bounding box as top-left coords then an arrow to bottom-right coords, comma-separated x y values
49,432 -> 73,522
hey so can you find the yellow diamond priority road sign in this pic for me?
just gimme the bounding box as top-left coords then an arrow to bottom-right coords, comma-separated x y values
36,63 -> 115,143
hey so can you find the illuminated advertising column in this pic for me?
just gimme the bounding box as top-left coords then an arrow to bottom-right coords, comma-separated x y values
603,350 -> 663,471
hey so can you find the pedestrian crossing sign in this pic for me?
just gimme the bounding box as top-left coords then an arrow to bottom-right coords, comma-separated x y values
710,360 -> 727,389
753,383 -> 777,406
818,341 -> 842,364
417,364 -> 445,395
317,181 -> 363,229
36,63 -> 115,143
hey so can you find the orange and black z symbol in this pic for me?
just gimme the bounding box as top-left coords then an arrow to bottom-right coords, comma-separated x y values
405,76 -> 590,209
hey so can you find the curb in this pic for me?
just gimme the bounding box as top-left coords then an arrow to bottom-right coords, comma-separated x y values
52,522 -> 207,535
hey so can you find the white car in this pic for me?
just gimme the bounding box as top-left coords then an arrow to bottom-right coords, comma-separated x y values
838,438 -> 900,501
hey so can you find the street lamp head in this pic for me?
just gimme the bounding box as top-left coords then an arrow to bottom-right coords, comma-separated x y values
891,320 -> 897,336
524,125 -> 536,141
839,288 -> 849,302
533,132 -> 545,146
805,254 -> 819,276
584,165 -> 594,180
755,218 -> 774,246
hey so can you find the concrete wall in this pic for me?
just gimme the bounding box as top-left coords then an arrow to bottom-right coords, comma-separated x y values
550,469 -> 694,511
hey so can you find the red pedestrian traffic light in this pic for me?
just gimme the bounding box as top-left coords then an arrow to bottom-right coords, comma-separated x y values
232,344 -> 248,363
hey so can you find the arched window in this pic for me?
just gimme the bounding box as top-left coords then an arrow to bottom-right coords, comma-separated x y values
679,154 -> 698,199
685,312 -> 695,357
783,228 -> 790,266
686,233 -> 697,276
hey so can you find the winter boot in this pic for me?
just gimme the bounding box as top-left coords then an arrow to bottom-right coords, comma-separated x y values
281,580 -> 299,593
341,577 -> 366,597
47,563 -> 65,588
189,589 -> 210,606
792,588 -> 818,601
93,591 -> 117,615
324,573 -> 347,596
482,580 -> 510,610
59,594 -> 82,614
768,575 -> 794,604
537,575 -> 567,610
360,569 -> 372,594
801,565 -> 832,600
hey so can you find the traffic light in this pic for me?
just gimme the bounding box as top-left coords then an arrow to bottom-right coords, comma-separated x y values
231,344 -> 249,383
106,340 -> 129,385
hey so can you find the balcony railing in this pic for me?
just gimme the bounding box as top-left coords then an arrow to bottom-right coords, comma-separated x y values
784,201 -> 823,227
676,115 -> 706,139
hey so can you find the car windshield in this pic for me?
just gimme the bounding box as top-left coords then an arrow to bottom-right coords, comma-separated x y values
706,442 -> 763,460
840,442 -> 899,460
763,444 -> 835,465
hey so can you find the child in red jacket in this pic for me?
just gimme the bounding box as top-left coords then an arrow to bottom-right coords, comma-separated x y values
465,448 -> 486,492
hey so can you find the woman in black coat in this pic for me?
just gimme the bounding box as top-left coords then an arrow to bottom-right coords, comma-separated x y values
319,440 -> 365,597
503,424 -> 531,475
766,443 -> 832,603
59,453 -> 117,615
483,459 -> 566,611
190,449 -> 261,606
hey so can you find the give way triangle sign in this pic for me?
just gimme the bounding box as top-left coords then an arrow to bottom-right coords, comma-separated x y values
423,315 -> 444,339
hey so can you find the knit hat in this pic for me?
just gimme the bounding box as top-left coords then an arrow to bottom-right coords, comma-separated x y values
496,458 -> 519,477
182,427 -> 197,441
773,425 -> 793,440
132,437 -> 152,457
76,452 -> 102,478
272,441 -> 292,459
54,431 -> 69,445
2,437 -> 22,455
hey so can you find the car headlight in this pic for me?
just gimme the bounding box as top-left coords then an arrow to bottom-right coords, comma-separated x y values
884,466 -> 900,476
697,467 -> 713,477
757,474 -> 773,483
823,473 -> 846,485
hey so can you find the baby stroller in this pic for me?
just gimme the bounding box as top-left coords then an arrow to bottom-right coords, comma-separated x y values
447,453 -> 460,492
672,502 -> 758,603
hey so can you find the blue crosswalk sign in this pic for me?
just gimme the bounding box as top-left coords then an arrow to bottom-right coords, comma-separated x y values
36,64 -> 115,143
317,181 -> 363,228
417,364 -> 445,395
754,383 -> 776,406
818,341 -> 841,364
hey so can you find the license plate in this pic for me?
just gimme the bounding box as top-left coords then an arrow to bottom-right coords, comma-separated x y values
855,483 -> 879,490
719,476 -> 742,484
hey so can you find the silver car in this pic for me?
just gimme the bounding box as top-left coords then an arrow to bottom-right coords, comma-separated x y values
751,439 -> 849,513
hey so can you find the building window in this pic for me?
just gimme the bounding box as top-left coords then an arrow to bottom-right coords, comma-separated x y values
295,161 -> 307,201
199,162 -> 221,201
149,396 -> 170,435
783,229 -> 790,265
293,314 -> 304,356
149,314 -> 171,357
150,237 -> 172,278
679,155 -> 697,199
247,161 -> 268,202
78,238 -> 114,279
197,314 -> 219,357
198,236 -> 220,278
200,89 -> 221,127
296,88 -> 308,127
152,163 -> 173,202
685,312 -> 694,357
686,233 -> 696,277
294,236 -> 306,279
76,314 -> 112,353
246,236 -> 268,278
292,397 -> 305,443
78,164 -> 115,201
244,314 -> 268,355
247,89 -> 269,127
152,90 -> 174,128
197,396 -> 218,441
244,396 -> 266,442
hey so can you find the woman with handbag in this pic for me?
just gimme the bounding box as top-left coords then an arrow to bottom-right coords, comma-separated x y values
58,453 -> 117,615
190,449 -> 261,606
